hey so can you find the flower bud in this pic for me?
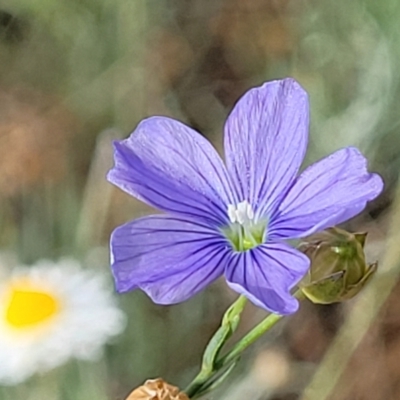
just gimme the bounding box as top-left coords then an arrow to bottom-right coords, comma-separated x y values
299,227 -> 377,304
126,378 -> 189,400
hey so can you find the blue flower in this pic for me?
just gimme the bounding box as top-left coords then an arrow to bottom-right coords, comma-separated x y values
107,78 -> 383,315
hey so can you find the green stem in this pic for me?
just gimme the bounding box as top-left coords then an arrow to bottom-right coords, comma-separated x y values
216,312 -> 282,368
184,377 -> 207,399
184,295 -> 247,398
222,295 -> 248,325
185,312 -> 283,398
185,290 -> 305,398
216,289 -> 305,369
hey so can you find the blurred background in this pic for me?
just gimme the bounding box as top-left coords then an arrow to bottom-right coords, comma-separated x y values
0,0 -> 398,399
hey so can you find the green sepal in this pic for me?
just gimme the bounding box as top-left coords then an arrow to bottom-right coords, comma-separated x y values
340,262 -> 377,300
354,232 -> 367,248
301,271 -> 345,304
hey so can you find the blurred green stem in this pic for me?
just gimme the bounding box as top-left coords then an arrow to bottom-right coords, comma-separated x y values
216,312 -> 282,368
185,290 -> 305,398
217,289 -> 305,368
184,295 -> 247,398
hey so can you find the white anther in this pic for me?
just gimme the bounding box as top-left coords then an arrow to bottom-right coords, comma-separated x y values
227,201 -> 254,225
228,204 -> 237,223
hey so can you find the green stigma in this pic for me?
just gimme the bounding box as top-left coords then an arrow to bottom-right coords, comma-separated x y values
224,223 -> 266,252
224,201 -> 267,252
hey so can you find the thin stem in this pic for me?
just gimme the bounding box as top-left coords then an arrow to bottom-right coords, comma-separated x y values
185,290 -> 305,398
216,289 -> 304,369
216,312 -> 282,368
186,312 -> 283,398
184,295 -> 247,398
184,378 -> 206,398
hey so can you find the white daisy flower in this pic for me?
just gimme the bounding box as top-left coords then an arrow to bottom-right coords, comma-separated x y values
0,258 -> 126,385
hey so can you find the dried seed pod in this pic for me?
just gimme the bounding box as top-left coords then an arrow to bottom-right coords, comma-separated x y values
126,379 -> 189,400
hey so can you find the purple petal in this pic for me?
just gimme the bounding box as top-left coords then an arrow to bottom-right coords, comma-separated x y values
108,116 -> 235,226
270,147 -> 384,239
110,214 -> 228,304
224,78 -> 309,215
225,242 -> 310,314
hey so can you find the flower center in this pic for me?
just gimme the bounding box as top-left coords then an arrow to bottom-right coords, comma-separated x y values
4,280 -> 60,329
224,200 -> 266,252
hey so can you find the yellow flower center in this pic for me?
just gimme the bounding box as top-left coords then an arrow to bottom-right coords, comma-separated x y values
4,280 -> 60,329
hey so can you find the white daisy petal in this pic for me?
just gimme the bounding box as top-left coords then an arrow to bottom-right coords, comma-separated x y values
0,258 -> 126,385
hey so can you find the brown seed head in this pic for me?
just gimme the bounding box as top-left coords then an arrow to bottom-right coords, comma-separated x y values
125,379 -> 189,400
